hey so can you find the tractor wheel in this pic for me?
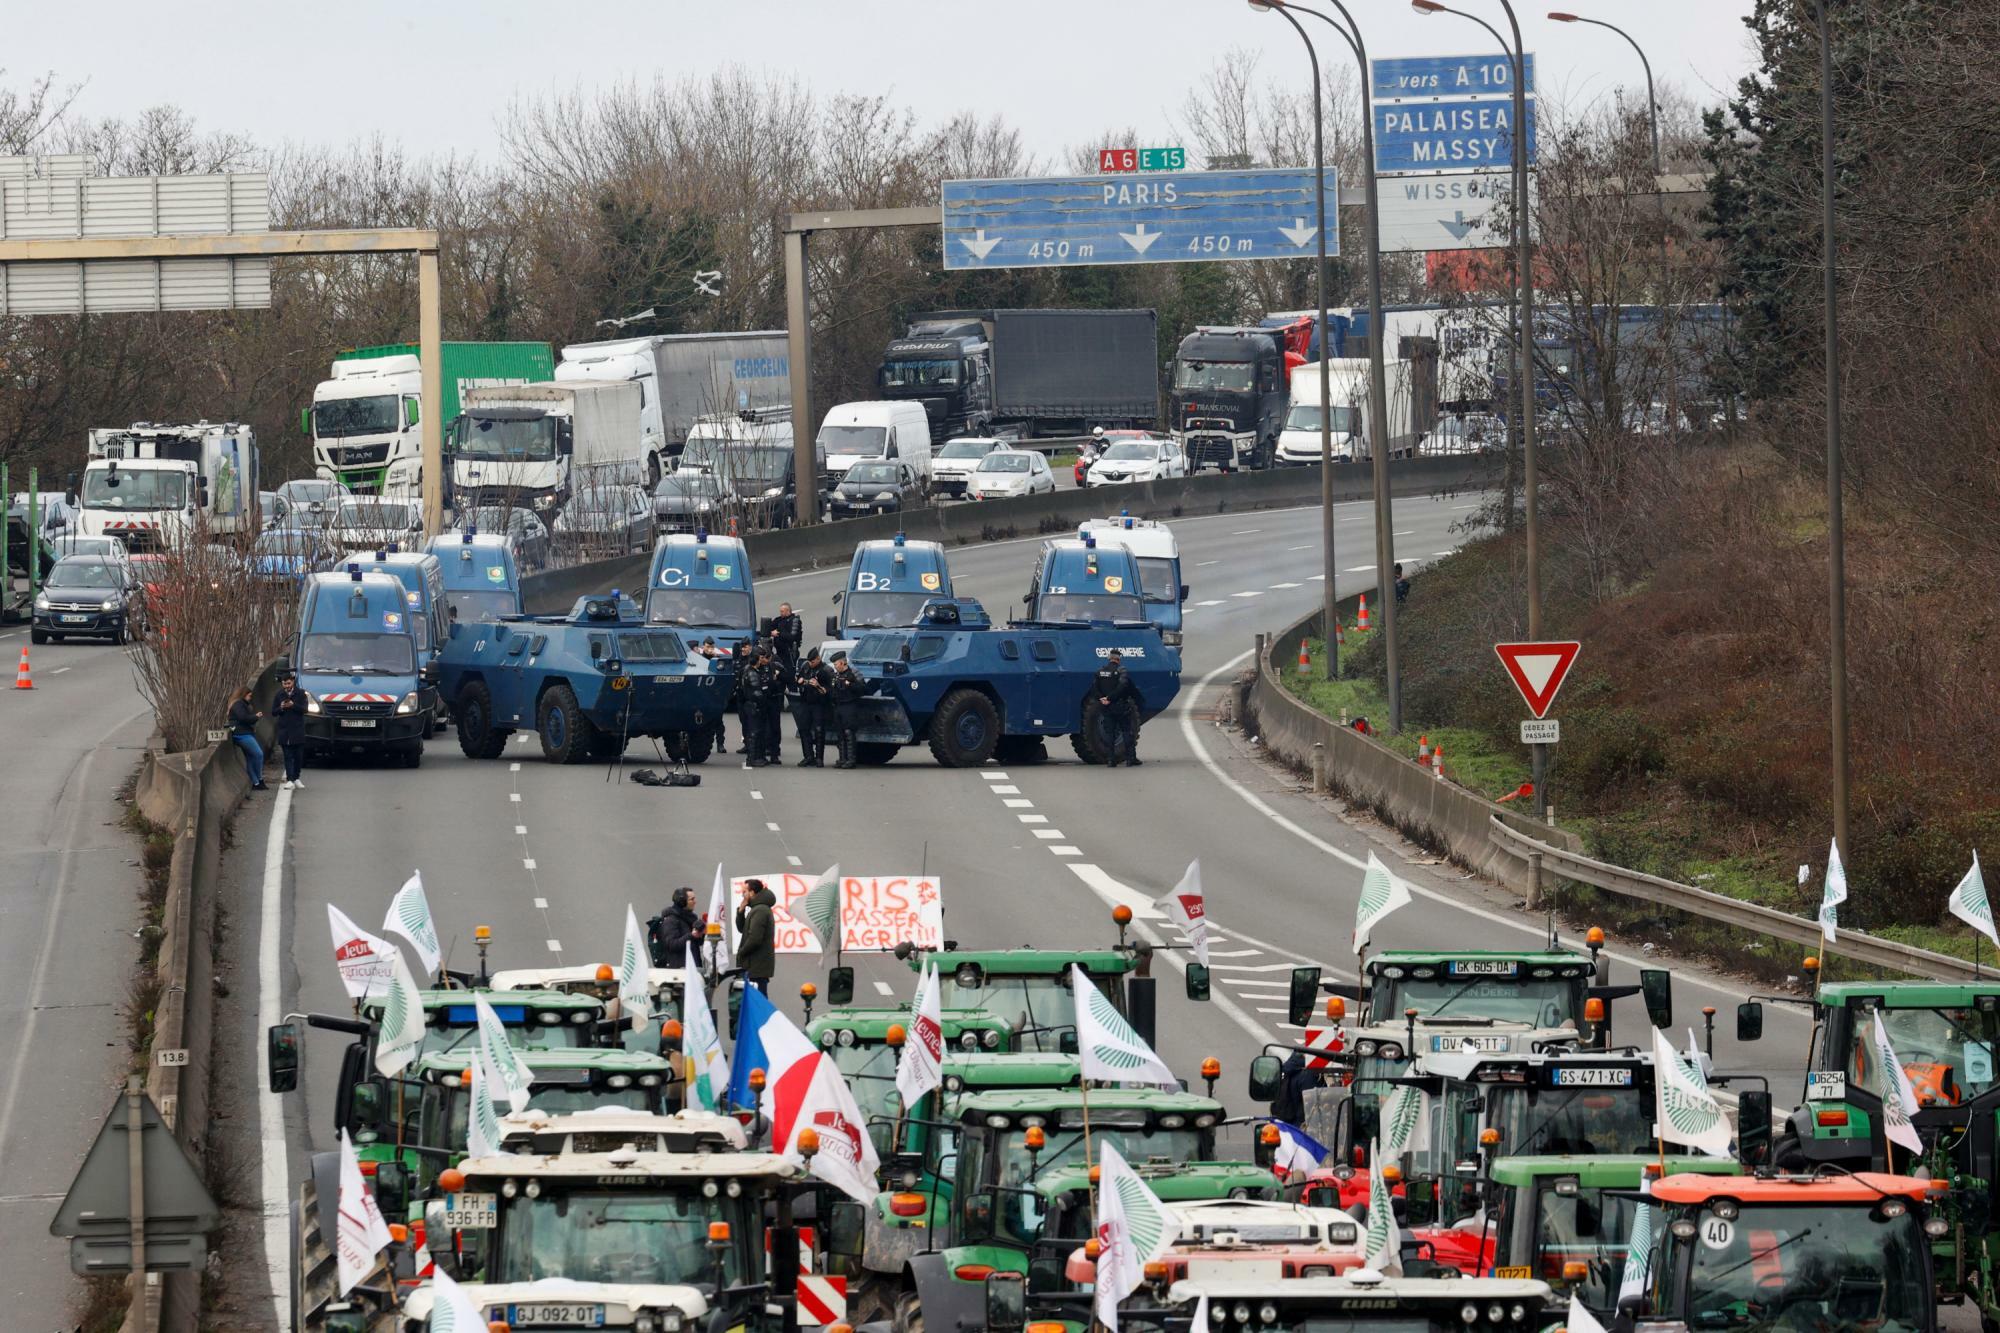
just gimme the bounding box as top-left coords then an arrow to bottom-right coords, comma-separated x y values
1770,1132 -> 1808,1172
928,688 -> 1000,768
855,742 -> 900,766
455,682 -> 510,760
892,1288 -> 925,1333
1070,695 -> 1119,764
537,683 -> 597,764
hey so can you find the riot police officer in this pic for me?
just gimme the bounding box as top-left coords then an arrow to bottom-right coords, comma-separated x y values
740,642 -> 778,768
794,646 -> 832,767
1090,647 -> 1143,767
770,601 -> 804,671
757,643 -> 787,762
828,651 -> 867,769
730,639 -> 757,755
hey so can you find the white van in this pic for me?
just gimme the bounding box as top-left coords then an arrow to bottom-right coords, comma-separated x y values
815,402 -> 934,483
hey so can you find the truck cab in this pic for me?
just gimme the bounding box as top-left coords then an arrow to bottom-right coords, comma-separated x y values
1073,516 -> 1188,643
1170,323 -> 1305,472
1024,535 -> 1150,627
291,565 -> 434,766
877,318 -> 994,443
825,533 -> 954,642
79,422 -> 259,549
647,531 -> 757,655
426,530 -> 522,624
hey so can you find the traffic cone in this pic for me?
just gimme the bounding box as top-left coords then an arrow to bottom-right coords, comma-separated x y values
1432,744 -> 1443,779
1334,619 -> 1345,647
13,646 -> 32,690
1417,734 -> 1431,763
1298,639 -> 1311,673
1357,594 -> 1371,632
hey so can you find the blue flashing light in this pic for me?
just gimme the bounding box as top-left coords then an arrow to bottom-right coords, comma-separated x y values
1083,533 -> 1096,548
374,549 -> 387,561
347,563 -> 362,580
462,528 -> 475,543
894,531 -> 907,546
696,527 -> 708,543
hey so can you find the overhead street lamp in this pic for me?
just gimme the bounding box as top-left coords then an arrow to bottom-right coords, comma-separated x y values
1807,0 -> 1849,857
1248,0 -> 1341,678
1547,13 -> 1658,173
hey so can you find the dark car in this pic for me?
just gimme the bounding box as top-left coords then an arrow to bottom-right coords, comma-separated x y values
652,471 -> 730,535
828,460 -> 923,520
710,441 -> 827,530
552,484 -> 656,558
456,506 -> 550,571
33,555 -> 141,644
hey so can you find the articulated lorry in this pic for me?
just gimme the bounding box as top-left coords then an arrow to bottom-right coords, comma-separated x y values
449,380 -> 643,518
555,332 -> 790,487
1168,319 -> 1311,471
78,422 -> 260,549
305,342 -> 553,497
876,308 -> 1159,442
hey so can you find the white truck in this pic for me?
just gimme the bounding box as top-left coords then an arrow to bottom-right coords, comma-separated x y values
449,380 -> 643,518
556,332 -> 790,488
1274,358 -> 1427,464
78,422 -> 260,550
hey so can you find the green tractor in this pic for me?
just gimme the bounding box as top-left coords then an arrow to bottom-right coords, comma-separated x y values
1739,978 -> 2000,1327
802,1005 -> 1017,1156
1068,1273 -> 1562,1333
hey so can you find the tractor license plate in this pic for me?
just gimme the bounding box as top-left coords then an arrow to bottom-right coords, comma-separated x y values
1434,1035 -> 1510,1052
1448,960 -> 1518,976
61,615 -> 91,623
1555,1067 -> 1633,1087
444,1192 -> 496,1229
508,1305 -> 604,1327
1805,1072 -> 1847,1101
338,719 -> 376,729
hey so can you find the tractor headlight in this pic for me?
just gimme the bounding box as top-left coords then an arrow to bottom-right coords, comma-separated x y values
1460,1303 -> 1479,1325
836,1028 -> 856,1047
524,1180 -> 541,1199
607,1074 -> 633,1089
820,1030 -> 838,1048
1259,1305 -> 1278,1326
981,1030 -> 1000,1049
959,1032 -> 979,1051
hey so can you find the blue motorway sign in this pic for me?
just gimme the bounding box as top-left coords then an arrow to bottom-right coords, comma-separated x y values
1372,52 -> 1536,101
941,168 -> 1338,271
1374,97 -> 1537,174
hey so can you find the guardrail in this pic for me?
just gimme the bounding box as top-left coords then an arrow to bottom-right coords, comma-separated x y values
1489,818 -> 1982,982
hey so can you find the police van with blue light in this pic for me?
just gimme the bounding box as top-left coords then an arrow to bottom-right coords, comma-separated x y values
1077,513 -> 1189,645
425,529 -> 522,624
362,548 -> 450,726
290,562 -> 436,766
1023,531 -> 1150,628
822,531 -> 954,651
645,530 -> 757,654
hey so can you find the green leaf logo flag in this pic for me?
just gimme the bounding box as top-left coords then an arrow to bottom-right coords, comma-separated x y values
1617,1198 -> 1653,1308
1819,838 -> 1847,942
1950,853 -> 1998,950
427,1266 -> 492,1332
1362,1140 -> 1402,1273
797,863 -> 842,954
1354,851 -> 1412,951
474,992 -> 535,1113
1380,1082 -> 1427,1158
1651,1026 -> 1730,1157
466,1054 -> 503,1158
1566,1292 -> 1610,1333
1093,1141 -> 1175,1333
1870,1009 -> 1926,1158
618,903 -> 652,1023
682,942 -> 731,1112
1072,964 -> 1177,1088
384,868 -> 441,976
372,948 -> 426,1079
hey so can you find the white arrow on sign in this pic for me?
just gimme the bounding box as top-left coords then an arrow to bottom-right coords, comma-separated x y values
959,229 -> 1002,261
1119,223 -> 1161,254
1279,217 -> 1318,248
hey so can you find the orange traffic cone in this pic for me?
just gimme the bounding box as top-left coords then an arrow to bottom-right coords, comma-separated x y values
1357,594 -> 1371,632
1432,743 -> 1444,779
13,646 -> 32,690
1298,639 -> 1311,672
1417,734 -> 1430,763
1334,619 -> 1345,646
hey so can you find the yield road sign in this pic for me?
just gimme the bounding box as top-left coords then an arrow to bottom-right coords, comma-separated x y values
1375,98 -> 1537,175
1494,641 -> 1580,719
1372,52 -> 1537,102
52,1082 -> 219,1276
941,168 -> 1339,271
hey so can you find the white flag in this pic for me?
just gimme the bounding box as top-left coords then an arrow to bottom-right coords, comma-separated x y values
896,962 -> 945,1110
1685,1029 -> 1713,1085
335,1129 -> 393,1296
328,903 -> 398,1000
374,948 -> 427,1078
384,869 -> 442,976
1379,1081 -> 1429,1158
1566,1292 -> 1610,1333
1819,838 -> 1848,942
1361,1141 -> 1402,1273
1652,1027 -> 1730,1157
1617,1194 -> 1654,1309
427,1266 -> 493,1332
1189,1294 -> 1211,1333
1155,860 -> 1210,966
1950,853 -> 1999,951
765,1049 -> 881,1203
1094,1142 -> 1175,1333
466,1054 -> 503,1158
682,943 -> 730,1111
1354,851 -> 1412,951
618,904 -> 652,1024
795,863 -> 843,954
707,862 -> 735,973
1869,1010 -> 1925,1158
474,993 -> 535,1112
1073,964 -> 1177,1089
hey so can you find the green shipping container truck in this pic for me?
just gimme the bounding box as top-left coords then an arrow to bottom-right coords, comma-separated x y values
305,341 -> 554,496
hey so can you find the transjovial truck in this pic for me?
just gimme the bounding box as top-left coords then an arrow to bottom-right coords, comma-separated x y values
555,332 -> 790,488
305,341 -> 554,497
449,380 -> 643,518
79,422 -> 260,550
1274,357 -> 1433,465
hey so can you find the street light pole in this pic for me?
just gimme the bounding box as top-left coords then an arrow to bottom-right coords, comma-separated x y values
1292,0 -> 1402,731
1811,0 -> 1849,857
1252,0 -> 1339,678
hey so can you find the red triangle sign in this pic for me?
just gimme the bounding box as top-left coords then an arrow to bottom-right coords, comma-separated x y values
1493,641 -> 1582,719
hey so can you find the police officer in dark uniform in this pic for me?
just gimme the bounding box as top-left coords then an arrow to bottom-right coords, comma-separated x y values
756,642 -> 787,762
794,646 -> 832,767
730,639 -> 756,755
740,642 -> 776,768
770,602 -> 803,671
698,636 -> 730,753
828,651 -> 867,769
1090,647 -> 1143,767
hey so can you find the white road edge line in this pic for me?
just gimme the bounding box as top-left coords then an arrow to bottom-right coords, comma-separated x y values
257,786 -> 294,1323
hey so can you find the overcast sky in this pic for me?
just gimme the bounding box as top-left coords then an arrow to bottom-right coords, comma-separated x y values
12,1 -> 1758,167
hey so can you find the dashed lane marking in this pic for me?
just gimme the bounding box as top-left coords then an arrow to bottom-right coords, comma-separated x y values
1018,814 -> 1048,825
509,762 -> 520,771
1003,798 -> 1034,808
786,855 -> 803,867
751,790 -> 764,800
1230,590 -> 1265,599
1209,963 -> 1304,973
1287,544 -> 1314,551
874,981 -> 896,997
523,858 -> 537,870
509,792 -> 521,802
534,897 -> 548,910
514,825 -> 527,836
1051,846 -> 1081,856
1194,600 -> 1225,607
1269,582 -> 1301,589
981,771 -> 1010,780
765,821 -> 781,832
1231,528 -> 1262,535
991,785 -> 1020,795
546,939 -> 562,952
50,666 -> 69,674
1197,560 -> 1220,567
1032,829 -> 1064,840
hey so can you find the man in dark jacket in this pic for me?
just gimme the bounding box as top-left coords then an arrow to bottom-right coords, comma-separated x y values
794,647 -> 832,767
828,652 -> 868,769
770,602 -> 803,670
648,887 -> 701,968
272,670 -> 312,790
735,879 -> 777,992
731,640 -> 757,755
1090,648 -> 1143,767
758,645 -> 787,762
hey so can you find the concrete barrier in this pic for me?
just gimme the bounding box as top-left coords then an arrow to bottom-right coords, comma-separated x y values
524,455 -> 1498,614
1245,603 -> 1579,896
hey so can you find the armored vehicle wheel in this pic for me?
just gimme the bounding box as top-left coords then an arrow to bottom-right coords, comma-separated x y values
664,730 -> 713,764
537,683 -> 597,764
929,688 -> 1000,767
1070,696 -> 1119,764
855,742 -> 899,766
455,682 -> 510,760
589,732 -> 627,760
994,735 -> 1048,765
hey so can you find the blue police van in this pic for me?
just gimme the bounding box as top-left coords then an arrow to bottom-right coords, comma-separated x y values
425,531 -> 522,624
1023,534 -> 1151,627
645,531 -> 757,654
825,533 -> 954,642
360,549 -> 449,727
1077,514 -> 1188,645
291,564 -> 435,766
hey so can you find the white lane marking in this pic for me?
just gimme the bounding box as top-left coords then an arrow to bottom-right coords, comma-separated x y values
1197,560 -> 1220,567
1032,829 -> 1065,840
1269,582 -> 1302,590
514,825 -> 527,836
981,771 -> 1010,780
1018,814 -> 1048,825
534,897 -> 548,910
50,666 -> 69,674
1003,798 -> 1034,808
1231,529 -> 1262,535
1256,1008 -> 1293,1016
1194,600 -> 1225,608
509,792 -> 521,803
1204,948 -> 1261,958
1065,865 -> 1163,919
991,785 -> 1021,795
1176,652 -> 1783,1004
874,981 -> 896,997
1433,550 -> 1456,557
547,939 -> 563,952
1230,590 -> 1265,599
1308,574 -> 1325,581
256,784 -> 295,1321
751,791 -> 764,800
1344,564 -> 1377,573
765,821 -> 781,832
509,762 -> 521,771
523,858 -> 537,870
513,734 -> 530,744
1287,544 -> 1314,551
1210,963 -> 1304,973
786,855 -> 803,867
1394,530 -> 1414,536
1051,846 -> 1082,856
